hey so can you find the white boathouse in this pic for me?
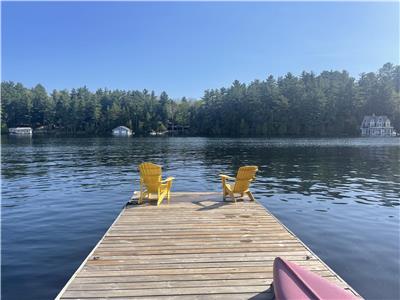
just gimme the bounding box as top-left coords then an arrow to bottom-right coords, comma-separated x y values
112,126 -> 133,136
9,127 -> 33,136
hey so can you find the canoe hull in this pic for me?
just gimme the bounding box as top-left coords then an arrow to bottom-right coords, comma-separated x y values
273,257 -> 359,300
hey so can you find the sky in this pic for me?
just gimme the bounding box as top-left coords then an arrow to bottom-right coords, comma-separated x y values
1,1 -> 399,99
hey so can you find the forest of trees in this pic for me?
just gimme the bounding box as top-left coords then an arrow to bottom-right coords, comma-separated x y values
1,63 -> 399,137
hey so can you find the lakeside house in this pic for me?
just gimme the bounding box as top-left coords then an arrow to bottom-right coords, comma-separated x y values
112,126 -> 133,136
9,127 -> 33,136
167,123 -> 190,134
360,115 -> 396,137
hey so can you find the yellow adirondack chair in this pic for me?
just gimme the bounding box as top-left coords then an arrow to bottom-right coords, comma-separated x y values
138,162 -> 174,206
220,166 -> 258,202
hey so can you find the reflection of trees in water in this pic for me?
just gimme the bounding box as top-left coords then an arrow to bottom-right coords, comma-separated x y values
2,136 -> 43,179
199,141 -> 400,207
1,161 -> 30,179
2,137 -> 399,206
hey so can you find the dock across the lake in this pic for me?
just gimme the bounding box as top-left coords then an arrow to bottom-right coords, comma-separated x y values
56,192 -> 359,299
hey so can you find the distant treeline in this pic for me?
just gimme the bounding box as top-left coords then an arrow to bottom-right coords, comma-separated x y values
1,63 -> 399,137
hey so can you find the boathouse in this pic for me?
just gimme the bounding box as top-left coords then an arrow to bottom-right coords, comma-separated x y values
360,115 -> 395,137
112,126 -> 133,136
8,127 -> 33,136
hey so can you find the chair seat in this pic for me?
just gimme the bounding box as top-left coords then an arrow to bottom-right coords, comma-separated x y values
224,183 -> 246,194
146,183 -> 168,194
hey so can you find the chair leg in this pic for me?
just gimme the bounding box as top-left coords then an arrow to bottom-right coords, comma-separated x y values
229,191 -> 236,203
246,191 -> 255,201
167,191 -> 171,204
139,185 -> 143,204
222,181 -> 226,201
223,187 -> 228,201
157,190 -> 162,207
158,190 -> 169,207
139,191 -> 147,205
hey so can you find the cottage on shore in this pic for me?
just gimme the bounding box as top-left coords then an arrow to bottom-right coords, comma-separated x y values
9,127 -> 33,136
360,115 -> 395,137
112,126 -> 133,136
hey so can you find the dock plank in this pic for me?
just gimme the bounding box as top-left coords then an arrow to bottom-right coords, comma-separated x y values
57,192 -> 359,299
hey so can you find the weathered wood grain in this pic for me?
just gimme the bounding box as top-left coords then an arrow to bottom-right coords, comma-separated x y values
56,192 -> 359,299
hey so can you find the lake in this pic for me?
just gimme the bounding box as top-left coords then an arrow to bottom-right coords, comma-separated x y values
1,137 -> 399,300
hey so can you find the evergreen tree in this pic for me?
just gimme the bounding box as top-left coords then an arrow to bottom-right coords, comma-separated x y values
1,63 -> 399,136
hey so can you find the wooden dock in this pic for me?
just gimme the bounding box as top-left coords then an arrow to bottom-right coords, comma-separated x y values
56,192 -> 359,299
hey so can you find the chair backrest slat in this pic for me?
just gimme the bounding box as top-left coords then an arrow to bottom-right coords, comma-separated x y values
233,166 -> 258,193
139,162 -> 162,193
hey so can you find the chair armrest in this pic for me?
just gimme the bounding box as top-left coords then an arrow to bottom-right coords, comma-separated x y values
220,174 -> 235,180
161,177 -> 175,183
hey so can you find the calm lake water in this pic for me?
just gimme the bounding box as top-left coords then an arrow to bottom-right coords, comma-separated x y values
1,137 -> 400,300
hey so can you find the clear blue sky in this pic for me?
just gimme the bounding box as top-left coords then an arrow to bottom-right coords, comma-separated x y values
2,2 -> 399,98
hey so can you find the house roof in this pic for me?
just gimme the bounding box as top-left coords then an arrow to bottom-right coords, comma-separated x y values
361,115 -> 391,128
113,126 -> 131,131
